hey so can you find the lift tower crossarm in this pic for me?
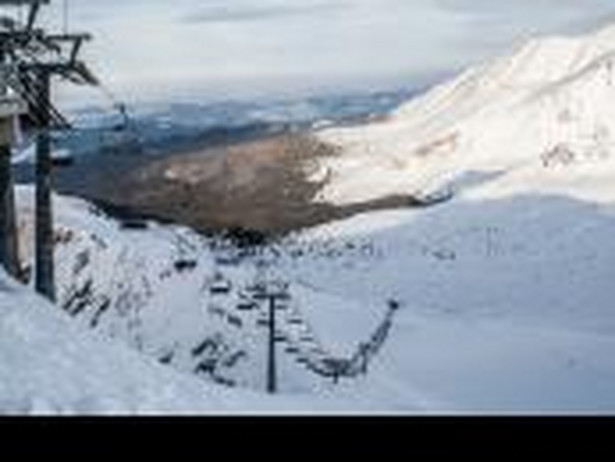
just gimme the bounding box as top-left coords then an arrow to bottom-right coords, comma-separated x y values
0,0 -> 50,4
46,32 -> 92,65
0,1 -> 50,32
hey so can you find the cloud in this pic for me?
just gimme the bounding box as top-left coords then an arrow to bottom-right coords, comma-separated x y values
41,0 -> 615,106
182,1 -> 348,24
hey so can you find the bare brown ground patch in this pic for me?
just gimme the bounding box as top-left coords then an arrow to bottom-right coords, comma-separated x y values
81,133 -> 436,236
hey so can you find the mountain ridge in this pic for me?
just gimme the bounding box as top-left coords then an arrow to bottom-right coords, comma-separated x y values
314,21 -> 615,206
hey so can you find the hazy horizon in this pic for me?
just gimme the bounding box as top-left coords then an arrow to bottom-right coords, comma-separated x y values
8,0 -> 615,107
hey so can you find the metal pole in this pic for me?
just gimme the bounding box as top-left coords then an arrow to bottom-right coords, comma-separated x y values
0,48 -> 20,279
359,343 -> 369,375
34,67 -> 54,301
267,294 -> 277,394
0,144 -> 20,278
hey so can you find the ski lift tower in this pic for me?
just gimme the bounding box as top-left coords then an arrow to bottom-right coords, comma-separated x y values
0,65 -> 27,279
0,0 -> 34,279
0,0 -> 95,301
29,14 -> 94,303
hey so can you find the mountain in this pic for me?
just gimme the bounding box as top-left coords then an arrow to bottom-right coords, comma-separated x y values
60,22 -> 615,234
5,22 -> 615,412
314,23 -> 615,206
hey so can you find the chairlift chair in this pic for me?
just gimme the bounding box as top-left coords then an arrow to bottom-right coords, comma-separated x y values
252,290 -> 269,301
236,301 -> 256,311
174,259 -> 197,272
309,347 -> 325,356
120,219 -> 148,230
215,251 -> 241,266
50,150 -> 74,167
245,282 -> 266,293
274,291 -> 291,302
227,315 -> 243,328
207,305 -> 225,317
274,330 -> 288,342
210,280 -> 232,295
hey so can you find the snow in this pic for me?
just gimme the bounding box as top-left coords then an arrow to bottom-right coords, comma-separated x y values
5,21 -> 615,413
314,22 -> 615,206
277,196 -> 615,411
285,22 -> 615,411
7,183 -> 615,412
11,141 -> 72,166
0,266 -> 381,414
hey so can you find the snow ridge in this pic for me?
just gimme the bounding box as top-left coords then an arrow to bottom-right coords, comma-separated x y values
315,22 -> 615,206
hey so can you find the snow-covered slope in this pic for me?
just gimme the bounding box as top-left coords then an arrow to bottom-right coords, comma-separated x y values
0,268 -> 357,414
10,181 -> 615,412
11,186 -> 404,408
13,186 -> 315,395
315,23 -> 615,206
7,22 -> 615,413
275,22 -> 615,411
275,197 -> 615,411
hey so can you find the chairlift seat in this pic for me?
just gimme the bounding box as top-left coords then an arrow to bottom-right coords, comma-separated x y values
227,316 -> 243,328
210,282 -> 231,295
252,292 -> 269,301
215,251 -> 242,266
175,259 -> 197,272
120,219 -> 148,230
111,123 -> 126,132
51,156 -> 75,168
211,287 -> 230,294
236,302 -> 256,311
245,283 -> 266,292
273,292 -> 291,302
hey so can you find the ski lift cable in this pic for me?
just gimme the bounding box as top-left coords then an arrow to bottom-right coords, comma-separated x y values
7,47 -> 105,133
285,289 -> 397,379
12,64 -> 70,129
93,80 -> 137,131
62,73 -> 144,145
4,6 -> 138,140
62,0 -> 68,35
15,27 -> 131,134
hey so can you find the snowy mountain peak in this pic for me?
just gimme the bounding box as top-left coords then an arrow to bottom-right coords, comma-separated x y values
314,22 -> 615,206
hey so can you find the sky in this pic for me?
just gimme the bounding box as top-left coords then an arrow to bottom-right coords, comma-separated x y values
10,0 -> 615,106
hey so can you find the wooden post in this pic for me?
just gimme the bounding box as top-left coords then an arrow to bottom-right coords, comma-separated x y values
34,67 -> 55,301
